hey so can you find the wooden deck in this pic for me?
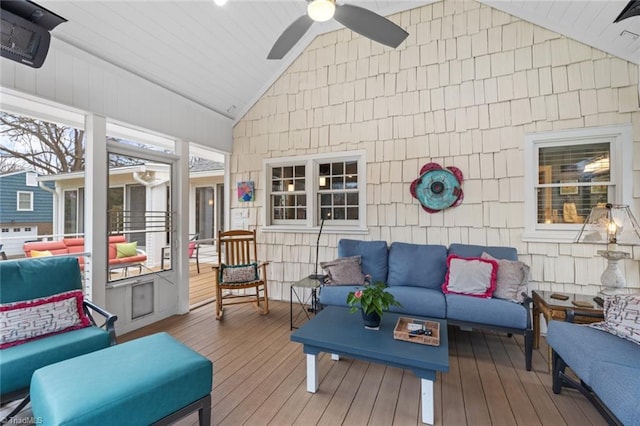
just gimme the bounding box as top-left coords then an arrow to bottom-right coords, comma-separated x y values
117,301 -> 607,426
2,299 -> 608,425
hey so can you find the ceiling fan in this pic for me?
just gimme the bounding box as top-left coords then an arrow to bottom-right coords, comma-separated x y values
267,0 -> 409,60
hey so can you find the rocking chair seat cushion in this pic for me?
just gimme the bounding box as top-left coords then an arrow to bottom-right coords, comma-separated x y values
220,263 -> 259,283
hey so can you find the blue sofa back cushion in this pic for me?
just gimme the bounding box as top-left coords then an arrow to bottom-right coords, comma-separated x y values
338,239 -> 388,284
0,257 -> 82,303
448,243 -> 517,261
387,242 -> 448,289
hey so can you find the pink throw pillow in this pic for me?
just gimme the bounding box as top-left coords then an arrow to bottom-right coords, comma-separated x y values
0,290 -> 91,349
442,254 -> 498,298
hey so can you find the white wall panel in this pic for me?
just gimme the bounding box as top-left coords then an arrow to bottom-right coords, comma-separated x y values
1,38 -> 232,152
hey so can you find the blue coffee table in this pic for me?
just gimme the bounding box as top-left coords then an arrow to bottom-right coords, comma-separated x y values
290,306 -> 449,425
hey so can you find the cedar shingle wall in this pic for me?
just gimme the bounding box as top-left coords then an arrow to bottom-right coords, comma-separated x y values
232,0 -> 640,300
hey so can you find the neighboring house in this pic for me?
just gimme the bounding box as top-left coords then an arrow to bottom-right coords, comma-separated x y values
0,170 -> 54,257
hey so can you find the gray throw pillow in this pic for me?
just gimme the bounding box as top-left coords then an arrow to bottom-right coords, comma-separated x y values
320,256 -> 366,285
481,252 -> 529,302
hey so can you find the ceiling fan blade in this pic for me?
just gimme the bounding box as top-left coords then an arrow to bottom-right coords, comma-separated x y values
614,0 -> 640,22
334,4 -> 408,48
267,14 -> 314,60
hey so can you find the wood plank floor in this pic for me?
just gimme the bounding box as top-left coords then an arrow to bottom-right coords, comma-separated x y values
115,301 -> 608,426
1,298 -> 607,425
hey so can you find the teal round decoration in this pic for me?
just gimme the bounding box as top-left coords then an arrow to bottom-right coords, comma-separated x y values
410,163 -> 464,213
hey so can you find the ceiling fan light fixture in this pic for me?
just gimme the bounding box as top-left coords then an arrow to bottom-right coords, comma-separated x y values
213,0 -> 228,6
307,0 -> 335,22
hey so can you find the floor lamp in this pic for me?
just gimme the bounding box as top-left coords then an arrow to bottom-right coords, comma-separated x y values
309,211 -> 331,280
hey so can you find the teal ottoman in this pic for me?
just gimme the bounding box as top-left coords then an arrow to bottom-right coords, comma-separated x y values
30,332 -> 212,426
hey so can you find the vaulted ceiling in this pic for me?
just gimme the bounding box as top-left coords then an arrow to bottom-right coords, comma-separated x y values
35,0 -> 640,123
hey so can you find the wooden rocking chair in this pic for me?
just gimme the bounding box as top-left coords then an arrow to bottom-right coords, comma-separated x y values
213,229 -> 269,320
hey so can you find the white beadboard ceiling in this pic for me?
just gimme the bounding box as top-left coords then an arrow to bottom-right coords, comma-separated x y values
34,0 -> 640,123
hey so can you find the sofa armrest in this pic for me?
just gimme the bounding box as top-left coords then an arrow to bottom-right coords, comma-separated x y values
83,300 -> 118,346
565,309 -> 605,323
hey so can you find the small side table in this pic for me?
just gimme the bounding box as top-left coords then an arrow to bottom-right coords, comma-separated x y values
532,290 -> 604,370
290,276 -> 322,330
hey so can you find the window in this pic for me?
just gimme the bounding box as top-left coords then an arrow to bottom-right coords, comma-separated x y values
17,191 -> 33,211
524,125 -> 633,242
318,160 -> 359,221
64,189 -> 85,235
271,165 -> 307,222
264,151 -> 366,231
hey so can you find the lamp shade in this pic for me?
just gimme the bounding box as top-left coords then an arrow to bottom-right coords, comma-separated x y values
575,204 -> 640,246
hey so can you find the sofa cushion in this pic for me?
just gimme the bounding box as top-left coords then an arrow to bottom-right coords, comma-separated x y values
319,285 -> 362,307
321,256 -> 366,285
589,293 -> 640,345
23,240 -> 69,257
445,294 -> 529,329
449,243 -> 518,261
387,242 -> 448,289
589,361 -> 640,425
0,257 -> 83,304
386,286 -> 446,318
0,326 -> 111,395
338,239 -> 388,284
547,321 -> 640,385
481,252 -> 529,302
30,249 -> 52,258
116,241 -> 138,258
0,290 -> 90,349
442,255 -> 497,298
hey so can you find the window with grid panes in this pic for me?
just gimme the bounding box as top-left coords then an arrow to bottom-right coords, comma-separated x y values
523,125 -> 632,243
270,165 -> 307,223
318,161 -> 359,221
264,151 -> 366,231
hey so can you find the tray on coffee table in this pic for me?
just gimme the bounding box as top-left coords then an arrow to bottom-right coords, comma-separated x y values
394,317 -> 441,346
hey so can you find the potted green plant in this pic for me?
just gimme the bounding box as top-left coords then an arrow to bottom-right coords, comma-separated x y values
346,281 -> 401,328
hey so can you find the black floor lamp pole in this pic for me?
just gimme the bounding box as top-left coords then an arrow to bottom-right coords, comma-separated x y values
309,217 -> 326,280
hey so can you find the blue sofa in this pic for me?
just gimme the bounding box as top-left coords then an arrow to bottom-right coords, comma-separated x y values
319,239 -> 533,370
0,256 -> 117,420
547,318 -> 640,425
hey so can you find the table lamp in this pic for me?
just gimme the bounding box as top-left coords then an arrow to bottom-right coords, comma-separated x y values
575,204 -> 640,293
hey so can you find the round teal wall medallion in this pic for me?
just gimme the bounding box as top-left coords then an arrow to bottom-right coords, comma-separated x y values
410,162 -> 464,213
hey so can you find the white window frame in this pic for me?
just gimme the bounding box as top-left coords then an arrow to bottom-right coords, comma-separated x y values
523,125 -> 633,243
263,150 -> 367,234
16,191 -> 33,211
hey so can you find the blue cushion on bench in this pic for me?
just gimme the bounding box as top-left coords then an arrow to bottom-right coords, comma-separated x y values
1,325 -> 111,395
338,239 -> 388,284
0,257 -> 82,303
590,361 -> 640,425
547,321 -> 639,385
387,243 -> 447,290
386,286 -> 446,318
31,332 -> 212,426
445,294 -> 528,329
448,244 -> 517,261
